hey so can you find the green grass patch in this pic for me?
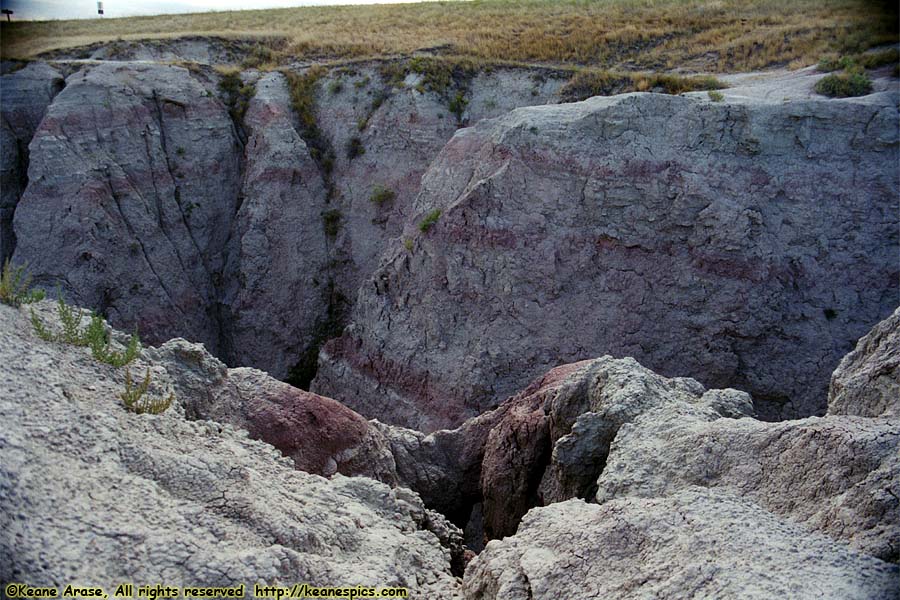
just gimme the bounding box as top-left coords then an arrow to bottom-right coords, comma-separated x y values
815,70 -> 873,97
0,259 -> 45,307
419,209 -> 442,233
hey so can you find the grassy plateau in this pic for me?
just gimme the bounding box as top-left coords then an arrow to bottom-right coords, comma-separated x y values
1,0 -> 897,73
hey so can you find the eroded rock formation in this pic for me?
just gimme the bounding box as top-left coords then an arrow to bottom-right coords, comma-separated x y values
828,306 -> 900,418
314,91 -> 900,429
463,489 -> 899,600
0,302 -> 463,593
0,61 -> 64,263
12,62 -> 243,352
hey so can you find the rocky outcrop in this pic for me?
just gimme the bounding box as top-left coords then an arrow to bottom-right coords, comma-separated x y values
477,356 -> 753,539
221,71 -> 331,380
463,489 -> 899,600
314,90 -> 900,429
0,302 -> 461,594
828,306 -> 900,418
0,62 -> 64,263
6,59 -> 573,384
12,62 -> 243,353
315,64 -> 568,299
596,413 -> 900,561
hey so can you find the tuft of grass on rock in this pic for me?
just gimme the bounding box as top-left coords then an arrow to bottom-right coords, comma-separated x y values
0,259 -> 45,307
284,67 -> 336,177
815,70 -> 873,97
217,68 -> 256,124
346,136 -> 365,160
322,209 -> 342,237
370,185 -> 396,207
121,367 -> 173,415
418,209 -> 442,233
31,294 -> 141,366
708,90 -> 725,102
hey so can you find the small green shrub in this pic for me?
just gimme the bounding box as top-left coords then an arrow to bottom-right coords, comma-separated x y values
121,367 -> 173,415
218,70 -> 256,124
419,209 -> 442,233
404,238 -> 414,252
322,209 -> 342,237
815,71 -> 873,97
818,54 -> 856,72
328,79 -> 343,94
448,91 -> 468,122
346,136 -> 365,160
370,185 -> 396,207
0,260 -> 45,307
708,90 -> 725,102
31,294 -> 141,366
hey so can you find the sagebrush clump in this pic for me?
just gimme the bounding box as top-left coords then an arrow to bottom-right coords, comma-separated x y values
120,367 -> 173,415
0,259 -> 45,307
419,209 -> 442,233
815,70 -> 872,97
31,294 -> 141,367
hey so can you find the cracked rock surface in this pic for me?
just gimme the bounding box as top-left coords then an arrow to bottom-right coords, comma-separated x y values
463,489 -> 899,600
0,302 -> 460,595
314,90 -> 900,430
0,61 -> 64,264
828,306 -> 900,418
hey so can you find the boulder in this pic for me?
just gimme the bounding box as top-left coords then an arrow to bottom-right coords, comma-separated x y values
828,306 -> 900,418
463,489 -> 899,600
477,356 -> 752,539
314,91 -> 900,429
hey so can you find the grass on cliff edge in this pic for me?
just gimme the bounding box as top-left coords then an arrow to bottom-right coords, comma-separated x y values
2,0 -> 897,73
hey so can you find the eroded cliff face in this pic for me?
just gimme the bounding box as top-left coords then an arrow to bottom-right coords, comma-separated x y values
6,58 -> 570,384
313,91 -> 900,430
0,61 -> 64,264
12,62 -> 243,353
5,55 -> 899,430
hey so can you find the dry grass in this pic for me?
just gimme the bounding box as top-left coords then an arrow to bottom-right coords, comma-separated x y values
1,0 -> 897,73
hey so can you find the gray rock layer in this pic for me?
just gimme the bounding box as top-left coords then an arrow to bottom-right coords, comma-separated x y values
597,414 -> 900,562
0,62 -> 64,263
828,306 -> 900,418
221,71 -> 331,379
314,91 -> 900,430
0,302 -> 460,596
463,490 -> 899,600
12,62 -> 243,353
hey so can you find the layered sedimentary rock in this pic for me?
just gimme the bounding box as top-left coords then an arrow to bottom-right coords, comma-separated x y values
0,62 -> 64,263
596,413 -> 900,561
12,62 -> 243,352
463,489 -> 899,600
6,59 -> 573,382
478,356 -> 753,539
221,71 -> 331,379
0,301 -> 462,594
315,64 -> 568,298
314,91 -> 900,429
828,306 -> 900,418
